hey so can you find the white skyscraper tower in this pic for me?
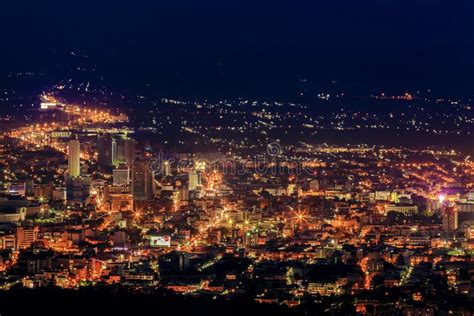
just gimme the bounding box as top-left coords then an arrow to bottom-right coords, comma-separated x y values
163,160 -> 171,177
68,139 -> 81,177
188,172 -> 200,191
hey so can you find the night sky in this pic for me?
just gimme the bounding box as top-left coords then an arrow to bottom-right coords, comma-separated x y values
1,0 -> 474,98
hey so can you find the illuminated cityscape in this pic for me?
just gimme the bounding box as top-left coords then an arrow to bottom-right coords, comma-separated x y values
1,1 -> 474,315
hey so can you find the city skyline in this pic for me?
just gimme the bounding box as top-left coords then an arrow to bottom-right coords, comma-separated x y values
0,1 -> 474,315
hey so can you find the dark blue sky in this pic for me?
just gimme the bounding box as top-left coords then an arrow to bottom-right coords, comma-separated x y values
1,0 -> 474,98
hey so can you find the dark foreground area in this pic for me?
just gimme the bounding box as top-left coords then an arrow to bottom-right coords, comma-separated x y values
0,287 -> 318,316
1,286 -> 473,316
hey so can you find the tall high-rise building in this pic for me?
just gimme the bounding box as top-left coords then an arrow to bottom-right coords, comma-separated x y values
16,226 -> 39,250
132,158 -> 155,200
163,160 -> 171,177
114,137 -> 136,167
112,138 -> 118,166
97,134 -> 113,167
124,138 -> 136,167
68,139 -> 80,177
188,171 -> 201,191
113,164 -> 130,186
442,207 -> 458,232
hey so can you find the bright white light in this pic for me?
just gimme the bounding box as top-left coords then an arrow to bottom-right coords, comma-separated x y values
438,194 -> 446,203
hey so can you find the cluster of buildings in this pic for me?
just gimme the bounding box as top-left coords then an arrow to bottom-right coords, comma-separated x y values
0,100 -> 473,314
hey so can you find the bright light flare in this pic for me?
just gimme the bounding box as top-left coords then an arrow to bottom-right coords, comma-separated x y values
438,194 -> 446,203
